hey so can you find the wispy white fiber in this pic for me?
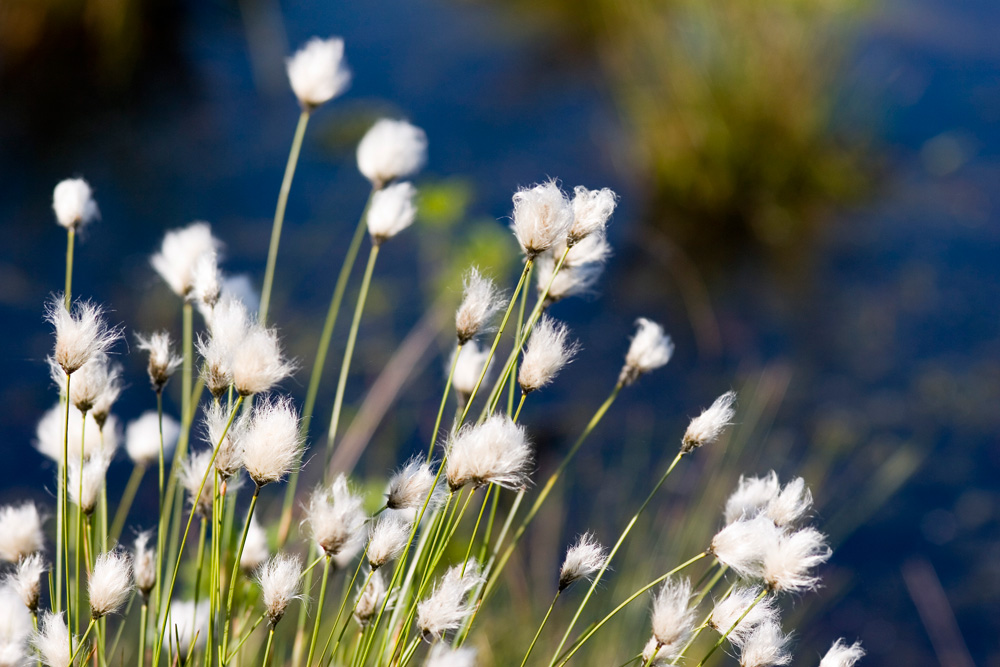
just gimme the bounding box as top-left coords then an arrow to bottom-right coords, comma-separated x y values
286,37 -> 351,110
0,504 -> 44,564
510,180 -> 573,258
445,414 -> 533,491
455,267 -> 505,344
450,342 -> 492,405
619,318 -> 674,386
681,391 -> 737,453
150,222 -> 221,299
819,639 -> 865,667
46,298 -> 121,375
568,185 -> 616,245
52,178 -> 99,231
305,475 -> 367,557
88,550 -> 133,618
126,411 -> 180,467
256,553 -> 302,625
133,531 -> 156,599
240,396 -> 303,486
241,518 -> 270,572
230,324 -> 295,397
518,315 -> 578,394
559,533 -> 607,591
416,561 -> 484,640
386,457 -> 443,511
367,181 -> 417,244
357,119 -> 427,188
32,612 -> 72,667
367,513 -> 412,569
738,621 -> 791,667
5,553 -> 46,612
136,330 -> 182,392
709,587 -> 777,648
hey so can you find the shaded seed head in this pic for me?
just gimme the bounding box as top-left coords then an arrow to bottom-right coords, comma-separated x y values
366,181 -> 417,244
136,331 -> 182,392
126,411 -> 180,468
682,391 -> 737,453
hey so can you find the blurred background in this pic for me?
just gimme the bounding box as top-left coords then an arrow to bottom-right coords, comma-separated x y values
1,0 -> 998,665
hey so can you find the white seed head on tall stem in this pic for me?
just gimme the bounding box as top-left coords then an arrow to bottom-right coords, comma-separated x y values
46,298 -> 121,375
819,639 -> 865,667
230,323 -> 295,397
88,550 -> 133,619
332,532 -> 366,571
68,449 -> 112,515
89,361 -> 122,428
386,457 -> 443,511
534,253 -> 606,305
136,331 -> 182,392
202,402 -> 245,481
52,178 -> 99,231
0,503 -> 45,564
510,180 -> 573,259
568,185 -> 616,245
645,578 -> 696,660
619,317 -> 674,386
708,587 -> 778,648
455,267 -> 505,344
240,396 -> 303,487
256,553 -> 302,626
366,181 -> 418,244
286,36 -> 351,111
35,404 -> 108,464
682,391 -> 737,453
445,414 -> 533,491
559,533 -> 607,591
367,513 -> 412,570
6,553 -> 46,612
48,354 -> 109,414
32,611 -> 72,667
150,222 -> 221,300
710,515 -> 779,580
450,342 -> 492,405
724,472 -> 781,525
0,584 -> 32,667
304,474 -> 367,557
766,476 -> 814,528
179,449 -> 218,517
133,531 -> 156,599
353,569 -> 390,628
738,620 -> 791,667
762,526 -> 831,593
356,119 -> 428,188
518,315 -> 579,394
126,411 -> 180,468
426,644 -> 477,667
241,518 -> 270,572
416,561 -> 484,641
192,251 -> 222,312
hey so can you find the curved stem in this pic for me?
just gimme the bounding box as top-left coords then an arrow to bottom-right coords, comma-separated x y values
68,618 -> 96,665
222,483 -> 262,663
429,343 -> 461,459
305,556 -> 332,667
520,591 -> 561,667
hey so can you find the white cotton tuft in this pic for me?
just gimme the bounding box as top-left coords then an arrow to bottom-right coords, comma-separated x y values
724,473 -> 781,525
455,267 -> 505,344
240,396 -> 302,487
709,587 -> 778,648
5,554 -> 46,612
765,476 -> 813,528
46,298 -> 121,375
386,457 -> 443,511
241,518 -> 270,572
416,562 -> 484,640
648,578 -> 696,655
568,185 -> 616,245
445,413 -> 533,491
682,391 -> 737,453
88,550 -> 132,618
136,330 -> 182,392
739,621 -> 792,667
32,612 -> 72,667
191,251 -> 222,312
202,402 -> 245,481
0,584 -> 32,667
179,450 -> 220,517
426,643 -> 477,667
256,553 -> 302,626
305,475 -> 367,557
353,569 -> 390,627
367,514 -> 412,570
68,449 -> 112,515
518,316 -> 578,394
151,222 -> 221,299
710,515 -> 779,580
35,404 -> 112,465
450,342 -> 492,405
819,639 -> 865,667
510,180 -> 573,258
366,181 -> 417,244
286,37 -> 350,110
52,178 -> 99,231
47,354 -> 112,414
230,323 -> 295,397
0,503 -> 45,564
536,232 -> 612,305
762,526 -> 831,593
126,411 -> 180,468
166,600 -> 209,651
356,119 -> 428,188
559,533 -> 607,591
133,531 -> 156,598
89,360 -> 122,427
619,317 -> 674,386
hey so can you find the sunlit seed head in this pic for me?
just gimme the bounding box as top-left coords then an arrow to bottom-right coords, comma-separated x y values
240,396 -> 302,487
88,550 -> 133,618
455,267 -> 505,345
724,472 -> 781,525
366,181 -> 418,244
819,639 -> 865,667
32,611 -> 72,667
0,503 -> 45,565
356,119 -> 428,188
6,553 -> 46,612
649,578 -> 696,651
136,331 -> 182,392
68,449 -> 112,515
46,297 -> 121,375
765,476 -> 813,529
286,37 -> 351,110
166,600 -> 210,651
132,531 -> 156,598
353,569 -> 390,628
34,404 -> 107,464
230,324 -> 295,397
510,180 -> 574,259
710,515 -> 779,580
52,178 -> 99,231
126,411 -> 180,468
305,475 -> 366,557
416,561 -> 484,641
445,414 -> 533,492
150,222 -> 221,299
256,553 -> 302,626
192,251 -> 222,312
367,513 -> 412,570
568,185 -> 616,245
450,341 -> 492,406
202,401 -> 245,481
738,621 -> 791,667
386,457 -> 443,511
761,526 -> 831,593
518,315 -> 579,394
681,391 -> 737,453
709,587 -> 778,648
559,533 -> 607,591
619,317 -> 674,386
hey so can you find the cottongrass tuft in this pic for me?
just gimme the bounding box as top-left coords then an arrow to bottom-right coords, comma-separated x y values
568,185 -> 616,245
0,503 -> 45,564
642,578 -> 696,663
0,585 -> 32,667
445,414 -> 533,491
367,513 -> 412,570
681,390 -> 737,453
710,515 -> 780,580
6,553 -> 46,612
455,267 -> 505,344
198,294 -> 251,398
766,476 -> 814,528
68,449 -> 112,515
510,180 -> 573,259
46,297 -> 121,375
88,550 -> 133,618
52,177 -> 99,231
709,587 -> 778,648
416,561 -> 484,641
151,222 -> 221,299
558,533 -> 607,591
305,475 -> 367,557
762,526 -> 831,593
366,181 -> 418,244
386,457 -> 442,511
354,569 -> 390,628
125,411 -> 180,468
256,553 -> 303,626
738,620 -> 792,667
133,532 -> 156,599
230,324 -> 295,397
518,315 -> 579,394
619,317 -> 674,386
426,643 -> 477,667
136,330 -> 183,392
356,119 -> 428,188
48,354 -> 109,414
166,600 -> 209,651
286,36 -> 351,110
450,342 -> 492,405
202,402 -> 245,481
535,251 -> 606,305
179,449 -> 219,517
191,251 -> 222,313
819,639 -> 865,667
240,396 -> 303,487
32,612 -> 72,667
724,472 -> 781,525
241,518 -> 270,572
35,404 -> 107,464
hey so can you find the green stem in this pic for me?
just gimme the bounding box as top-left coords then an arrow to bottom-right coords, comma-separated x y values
513,392 -> 527,422
75,410 -> 87,635
694,589 -> 769,667
138,603 -> 148,667
642,644 -> 661,667
429,343 -> 461,459
305,556 -> 332,667
259,109 -> 311,326
461,485 -> 493,576
221,483 -> 262,664
261,627 -> 276,667
225,614 -> 265,663
65,227 -> 75,309
109,463 -> 146,543
321,553 -> 368,665
61,374 -> 72,644
507,261 -> 531,415
68,618 -> 96,665
520,591 -> 561,667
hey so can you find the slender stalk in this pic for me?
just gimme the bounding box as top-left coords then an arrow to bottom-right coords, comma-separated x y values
429,343 -> 461,459
109,463 -> 146,542
642,644 -> 661,667
193,518 -> 208,612
65,227 -> 75,308
461,485 -> 493,576
520,590 -> 561,667
68,618 -> 96,665
261,627 -> 276,667
260,109 -> 311,326
61,373 -> 73,645
305,555 -> 332,667
694,589 -> 770,667
325,566 -> 373,665
221,483 -> 262,663
513,392 -> 527,422
224,614 -> 265,663
138,603 -> 148,667
75,410 -> 88,634
550,451 -> 687,666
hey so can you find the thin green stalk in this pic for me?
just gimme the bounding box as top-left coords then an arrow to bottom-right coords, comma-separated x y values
429,343 -> 461,460
261,627 -> 276,667
109,463 -> 146,543
513,392 -> 527,422
324,566 -> 373,665
68,618 -> 96,664
507,263 -> 531,415
224,614 -> 265,663
221,483 -> 262,664
694,589 -> 770,667
65,227 -> 75,308
61,374 -> 73,644
461,485 -> 493,576
193,518 -> 208,612
550,451 -> 687,666
397,636 -> 421,667
259,109 -> 311,326
555,552 -> 709,666
305,556 -> 332,667
138,603 -> 148,667
520,590 -> 560,667
642,644 -> 661,667
75,410 -> 88,635
325,243 -> 381,460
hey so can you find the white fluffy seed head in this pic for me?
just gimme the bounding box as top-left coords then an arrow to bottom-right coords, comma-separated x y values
819,639 -> 865,667
766,477 -> 813,528
0,584 -> 32,667
762,526 -> 831,593
68,450 -> 112,515
367,181 -> 417,244
137,331 -> 182,392
305,475 -> 367,557
241,518 -> 270,572
179,449 -> 217,517
126,411 -> 180,467
151,222 -> 221,299
649,578 -> 696,651
386,458 -> 443,511
445,414 -> 533,491
416,562 -> 484,640
619,317 -> 674,386
568,185 -> 616,245
133,531 -> 156,598
256,553 -> 302,626
535,253 -> 606,305
48,354 -> 108,414
710,516 -> 779,580
426,644 -> 477,667
32,612 -> 71,667
191,251 -> 222,311
46,298 -> 121,375
367,514 -> 412,569
353,569 -> 389,627
724,473 -> 781,525
198,295 -> 251,399
166,600 -> 209,651
35,403 -> 109,464
240,396 -> 303,487
286,37 -> 351,110
6,553 -> 46,612
682,391 -> 737,453
88,550 -> 132,618
510,181 -> 573,258
0,504 -> 44,564
230,324 -> 295,397
89,362 -> 122,428
518,316 -> 579,394
559,533 -> 607,591
202,402 -> 245,481
356,119 -> 428,188
709,587 -> 777,648
455,267 -> 505,344
52,178 -> 99,231
739,621 -> 791,667
450,342 -> 492,405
